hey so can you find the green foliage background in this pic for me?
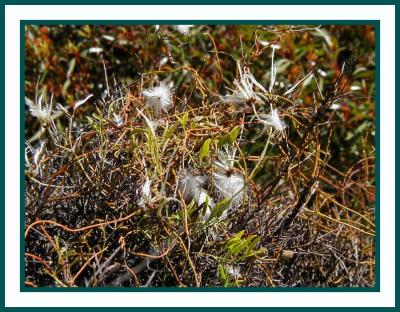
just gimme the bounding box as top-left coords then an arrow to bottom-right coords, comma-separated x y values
25,24 -> 375,171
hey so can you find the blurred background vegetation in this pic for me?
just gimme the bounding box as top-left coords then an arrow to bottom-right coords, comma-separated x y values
25,24 -> 375,173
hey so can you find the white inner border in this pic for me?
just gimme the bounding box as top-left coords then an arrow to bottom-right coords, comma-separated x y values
5,5 -> 395,308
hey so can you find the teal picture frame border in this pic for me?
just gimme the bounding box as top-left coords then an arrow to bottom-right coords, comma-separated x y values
0,0 -> 399,4
0,1 -> 397,310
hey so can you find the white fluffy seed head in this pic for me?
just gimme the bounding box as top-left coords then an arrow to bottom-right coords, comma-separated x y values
259,108 -> 287,132
222,63 -> 266,105
213,145 -> 245,213
226,264 -> 242,279
33,141 -> 45,166
113,114 -> 124,127
142,82 -> 173,116
198,190 -> 215,222
213,172 -> 245,210
25,141 -> 46,177
197,190 -> 214,208
142,179 -> 151,199
175,25 -> 193,36
26,95 -> 52,123
215,145 -> 237,174
178,170 -> 214,217
139,179 -> 152,208
178,171 -> 206,201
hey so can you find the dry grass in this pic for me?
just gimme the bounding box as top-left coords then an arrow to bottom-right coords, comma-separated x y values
24,24 -> 375,288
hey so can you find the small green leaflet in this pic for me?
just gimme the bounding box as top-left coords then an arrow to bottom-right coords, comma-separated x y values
218,126 -> 241,147
177,111 -> 189,130
199,138 -> 212,162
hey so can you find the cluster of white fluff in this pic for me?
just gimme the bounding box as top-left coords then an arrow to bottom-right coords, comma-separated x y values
154,25 -> 194,36
174,25 -> 193,36
26,95 -> 53,123
221,62 -> 267,105
113,113 -> 124,127
178,170 -> 215,221
226,264 -> 242,280
138,179 -> 153,208
142,81 -> 173,117
214,173 -> 245,211
258,107 -> 287,135
176,145 -> 246,222
25,141 -> 46,177
213,146 -> 246,213
214,145 -> 237,173
221,57 -> 287,139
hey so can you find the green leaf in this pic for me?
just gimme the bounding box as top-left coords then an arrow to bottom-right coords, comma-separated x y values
66,58 -> 76,78
191,116 -> 204,124
61,80 -> 71,97
177,111 -> 189,130
217,134 -> 230,147
187,200 -> 196,217
224,231 -> 266,261
226,238 -> 241,255
161,121 -> 178,143
218,264 -> 229,287
228,126 -> 241,144
225,231 -> 245,256
233,235 -> 257,256
218,126 -> 241,147
239,236 -> 261,261
218,264 -> 227,280
207,198 -> 231,222
199,138 -> 212,162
